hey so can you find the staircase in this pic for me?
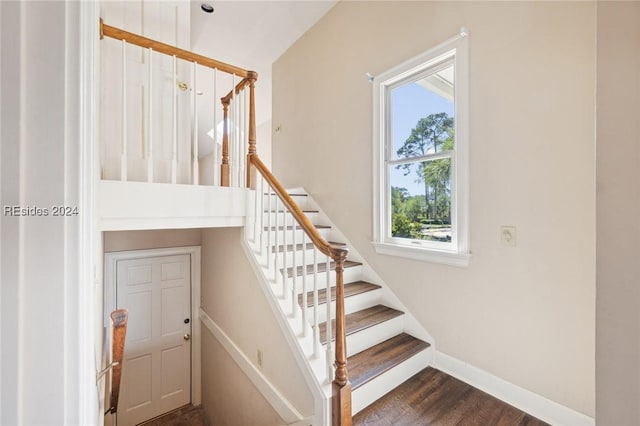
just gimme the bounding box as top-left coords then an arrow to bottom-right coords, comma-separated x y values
243,186 -> 434,423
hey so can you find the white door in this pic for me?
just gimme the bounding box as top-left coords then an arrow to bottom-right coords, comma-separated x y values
116,254 -> 192,426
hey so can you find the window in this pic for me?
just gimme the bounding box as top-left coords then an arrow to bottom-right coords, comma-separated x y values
373,31 -> 470,266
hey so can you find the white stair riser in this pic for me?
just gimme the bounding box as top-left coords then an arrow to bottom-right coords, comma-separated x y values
260,212 -> 319,226
262,194 -> 311,210
352,347 -> 432,415
262,248 -> 328,269
322,315 -> 404,358
280,265 -> 362,291
260,228 -> 331,245
300,288 -> 382,324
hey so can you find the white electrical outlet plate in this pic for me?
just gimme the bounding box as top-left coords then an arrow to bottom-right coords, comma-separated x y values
501,226 -> 517,247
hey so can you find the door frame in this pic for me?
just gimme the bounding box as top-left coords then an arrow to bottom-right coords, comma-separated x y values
104,246 -> 202,413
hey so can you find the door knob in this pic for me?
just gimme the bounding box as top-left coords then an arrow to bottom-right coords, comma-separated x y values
183,333 -> 191,341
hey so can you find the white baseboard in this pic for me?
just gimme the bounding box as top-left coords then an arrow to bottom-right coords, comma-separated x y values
433,351 -> 594,426
199,309 -> 304,424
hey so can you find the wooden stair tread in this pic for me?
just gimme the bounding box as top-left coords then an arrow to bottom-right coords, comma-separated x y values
264,192 -> 307,197
272,240 -> 346,253
264,224 -> 330,231
297,281 -> 381,307
319,305 -> 403,344
264,209 -> 319,213
327,241 -> 347,247
285,260 -> 362,278
348,333 -> 430,390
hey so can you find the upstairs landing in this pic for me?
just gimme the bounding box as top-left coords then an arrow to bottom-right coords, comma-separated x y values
97,180 -> 247,231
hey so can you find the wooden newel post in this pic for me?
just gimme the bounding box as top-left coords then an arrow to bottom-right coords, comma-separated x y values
331,247 -> 352,426
220,99 -> 230,186
246,71 -> 258,189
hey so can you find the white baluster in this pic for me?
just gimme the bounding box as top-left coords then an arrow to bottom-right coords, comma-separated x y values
146,47 -> 153,182
171,54 -> 178,184
325,255 -> 332,384
121,39 -> 128,181
239,88 -> 245,187
282,208 -> 288,299
258,176 -> 264,252
237,84 -> 243,187
267,189 -> 272,268
242,88 -> 248,187
301,233 -> 308,337
238,88 -> 244,187
291,217 -> 297,317
273,193 -> 280,284
191,62 -> 199,185
253,171 -> 259,244
313,248 -> 320,358
212,68 -> 218,186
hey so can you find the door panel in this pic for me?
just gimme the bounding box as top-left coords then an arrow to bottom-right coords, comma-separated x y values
127,291 -> 152,343
126,354 -> 152,409
116,254 -> 191,426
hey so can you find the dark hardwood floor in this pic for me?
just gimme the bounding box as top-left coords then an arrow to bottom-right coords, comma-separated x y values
353,367 -> 549,426
137,404 -> 208,426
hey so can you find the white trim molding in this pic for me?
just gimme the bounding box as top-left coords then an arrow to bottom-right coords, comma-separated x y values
77,0 -> 99,424
372,242 -> 470,267
103,246 -> 202,409
433,351 -> 594,426
199,309 -> 304,424
97,181 -> 246,231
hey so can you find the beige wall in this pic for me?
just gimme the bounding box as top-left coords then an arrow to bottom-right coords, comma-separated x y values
273,1 -> 595,416
103,228 -> 202,252
201,330 -> 284,426
596,2 -> 640,424
200,227 -> 314,421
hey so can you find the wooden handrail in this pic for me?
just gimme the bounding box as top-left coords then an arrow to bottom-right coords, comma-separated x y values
249,154 -> 352,425
100,19 -> 250,78
108,309 -> 128,415
249,155 -> 347,260
221,74 -> 255,104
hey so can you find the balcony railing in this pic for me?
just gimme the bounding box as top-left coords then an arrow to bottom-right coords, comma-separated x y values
100,19 -> 255,188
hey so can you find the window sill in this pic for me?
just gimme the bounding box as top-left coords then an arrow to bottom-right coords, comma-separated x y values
372,242 -> 470,267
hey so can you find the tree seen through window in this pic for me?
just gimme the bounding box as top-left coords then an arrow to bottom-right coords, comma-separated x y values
390,65 -> 454,242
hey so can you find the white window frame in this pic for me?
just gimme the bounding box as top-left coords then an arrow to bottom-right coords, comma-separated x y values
372,30 -> 470,267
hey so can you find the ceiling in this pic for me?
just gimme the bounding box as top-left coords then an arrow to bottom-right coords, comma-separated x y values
189,0 -> 337,157
191,0 -> 337,72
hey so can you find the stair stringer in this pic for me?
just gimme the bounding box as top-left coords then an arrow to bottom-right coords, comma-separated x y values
240,226 -> 332,426
288,187 -> 436,351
